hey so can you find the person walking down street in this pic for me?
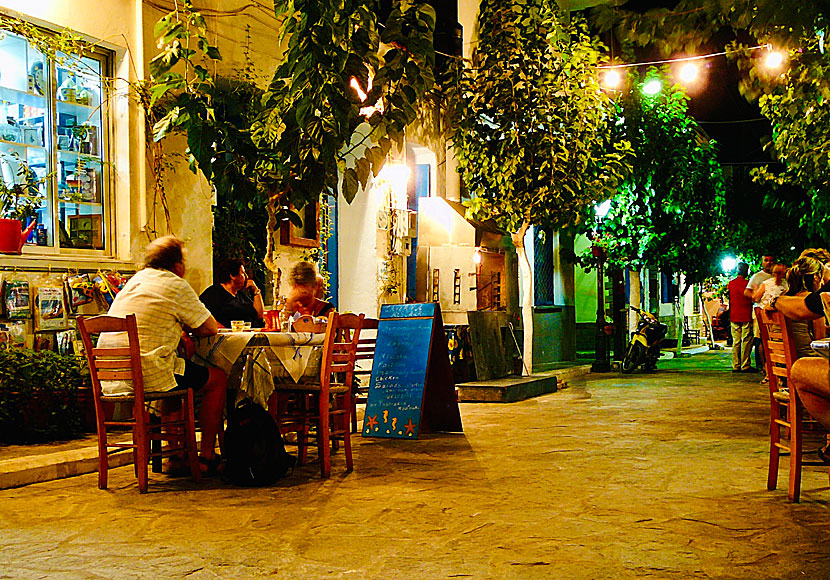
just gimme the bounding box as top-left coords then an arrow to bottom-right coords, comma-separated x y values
728,262 -> 755,372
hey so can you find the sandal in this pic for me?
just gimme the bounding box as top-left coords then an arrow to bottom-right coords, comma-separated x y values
164,456 -> 195,477
199,454 -> 223,476
818,446 -> 830,466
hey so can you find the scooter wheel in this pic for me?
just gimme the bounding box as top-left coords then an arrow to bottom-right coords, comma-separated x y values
622,343 -> 646,374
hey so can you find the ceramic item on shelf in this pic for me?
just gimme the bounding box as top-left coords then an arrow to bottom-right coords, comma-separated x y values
28,61 -> 44,95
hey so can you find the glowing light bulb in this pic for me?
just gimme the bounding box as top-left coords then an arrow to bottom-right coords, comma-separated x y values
603,69 -> 622,90
763,49 -> 785,70
678,62 -> 699,84
473,248 -> 482,265
642,79 -> 662,96
721,257 -> 737,272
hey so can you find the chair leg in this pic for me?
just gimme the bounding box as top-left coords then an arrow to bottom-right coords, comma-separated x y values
351,396 -> 358,434
135,411 -> 150,494
768,402 -> 781,491
97,422 -> 109,490
319,392 -> 331,478
185,389 -> 201,483
150,414 -> 162,473
789,402 -> 804,503
343,392 -> 353,472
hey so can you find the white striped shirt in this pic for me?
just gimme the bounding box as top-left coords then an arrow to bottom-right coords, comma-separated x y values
98,268 -> 211,394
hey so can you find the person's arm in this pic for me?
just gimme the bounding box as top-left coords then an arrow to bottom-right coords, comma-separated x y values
752,284 -> 765,303
245,279 -> 264,318
191,315 -> 220,337
773,294 -> 822,321
744,284 -> 756,299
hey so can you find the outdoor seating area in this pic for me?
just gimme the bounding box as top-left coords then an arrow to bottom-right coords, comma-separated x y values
4,0 -> 830,576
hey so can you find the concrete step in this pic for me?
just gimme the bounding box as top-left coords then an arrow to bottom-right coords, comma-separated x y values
457,364 -> 592,403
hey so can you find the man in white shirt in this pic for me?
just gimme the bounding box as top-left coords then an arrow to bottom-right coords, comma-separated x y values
745,255 -> 775,376
102,236 -> 226,472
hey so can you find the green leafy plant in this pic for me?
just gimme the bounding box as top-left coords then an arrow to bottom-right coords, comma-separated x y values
0,152 -> 44,223
570,73 -> 728,290
147,0 -> 437,266
0,348 -> 90,444
449,1 -> 632,365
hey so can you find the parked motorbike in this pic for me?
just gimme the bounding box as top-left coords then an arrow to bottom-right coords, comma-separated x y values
621,305 -> 668,374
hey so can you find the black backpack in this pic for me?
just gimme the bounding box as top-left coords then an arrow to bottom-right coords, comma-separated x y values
222,399 -> 295,487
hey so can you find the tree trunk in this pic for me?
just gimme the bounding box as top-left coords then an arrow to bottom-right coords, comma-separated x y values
629,269 -> 641,333
675,274 -> 684,356
512,223 -> 533,376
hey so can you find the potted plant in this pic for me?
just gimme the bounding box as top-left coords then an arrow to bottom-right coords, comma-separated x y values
0,152 -> 41,254
0,348 -> 90,443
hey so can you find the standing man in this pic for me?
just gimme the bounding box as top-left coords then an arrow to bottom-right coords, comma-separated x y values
745,255 -> 774,377
101,236 -> 227,474
728,262 -> 755,372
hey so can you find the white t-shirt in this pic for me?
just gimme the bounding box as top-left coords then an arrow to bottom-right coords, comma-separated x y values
747,271 -> 773,296
98,268 -> 211,394
759,277 -> 788,309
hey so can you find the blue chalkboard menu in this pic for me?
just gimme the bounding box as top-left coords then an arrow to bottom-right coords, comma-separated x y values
363,303 -> 463,439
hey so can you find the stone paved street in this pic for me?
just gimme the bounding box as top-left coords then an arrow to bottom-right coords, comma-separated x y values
1,350 -> 830,579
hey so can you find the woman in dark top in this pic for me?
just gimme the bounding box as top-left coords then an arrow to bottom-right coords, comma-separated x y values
200,259 -> 265,328
285,261 -> 335,317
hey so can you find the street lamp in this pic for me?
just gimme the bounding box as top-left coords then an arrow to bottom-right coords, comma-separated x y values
591,201 -> 612,373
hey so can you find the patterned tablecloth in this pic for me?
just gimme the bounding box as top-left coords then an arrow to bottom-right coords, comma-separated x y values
193,330 -> 324,407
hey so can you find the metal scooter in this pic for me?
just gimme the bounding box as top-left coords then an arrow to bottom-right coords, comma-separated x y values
621,305 -> 668,373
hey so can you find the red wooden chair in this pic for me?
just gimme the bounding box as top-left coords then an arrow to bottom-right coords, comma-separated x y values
77,314 -> 200,493
351,317 -> 378,433
756,307 -> 829,502
269,311 -> 363,477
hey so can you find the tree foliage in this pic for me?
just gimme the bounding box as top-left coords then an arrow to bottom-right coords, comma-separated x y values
572,74 -> 728,287
148,0 -> 437,240
591,0 -> 830,246
450,1 -> 632,239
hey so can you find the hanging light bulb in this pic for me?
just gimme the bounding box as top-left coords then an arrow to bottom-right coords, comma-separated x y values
678,62 -> 699,84
603,68 -> 622,90
642,78 -> 662,96
763,48 -> 786,71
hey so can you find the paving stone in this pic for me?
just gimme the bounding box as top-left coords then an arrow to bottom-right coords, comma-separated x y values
1,350 -> 829,579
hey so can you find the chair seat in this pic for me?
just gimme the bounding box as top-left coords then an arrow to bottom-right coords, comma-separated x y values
273,382 -> 349,394
102,389 -> 191,403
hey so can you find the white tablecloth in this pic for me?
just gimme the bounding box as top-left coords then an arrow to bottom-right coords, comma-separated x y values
193,331 -> 324,407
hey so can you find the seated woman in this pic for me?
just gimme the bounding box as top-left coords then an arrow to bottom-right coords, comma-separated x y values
200,258 -> 265,328
784,256 -> 825,359
285,261 -> 335,318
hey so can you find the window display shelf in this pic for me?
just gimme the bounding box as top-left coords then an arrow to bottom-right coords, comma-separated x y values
59,199 -> 101,207
0,138 -> 45,150
58,149 -> 101,161
0,86 -> 47,108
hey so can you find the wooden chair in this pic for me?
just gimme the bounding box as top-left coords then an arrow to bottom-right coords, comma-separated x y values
755,307 -> 828,502
269,311 -> 364,477
351,317 -> 378,433
77,314 -> 200,493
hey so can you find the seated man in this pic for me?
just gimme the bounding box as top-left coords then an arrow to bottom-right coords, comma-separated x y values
775,263 -> 830,462
100,235 -> 227,474
200,258 -> 264,328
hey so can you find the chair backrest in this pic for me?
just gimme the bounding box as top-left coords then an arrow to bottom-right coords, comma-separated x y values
755,307 -> 797,398
320,312 -> 364,388
77,314 -> 145,401
355,317 -> 379,372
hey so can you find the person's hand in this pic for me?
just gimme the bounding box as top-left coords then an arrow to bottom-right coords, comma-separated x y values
245,278 -> 261,296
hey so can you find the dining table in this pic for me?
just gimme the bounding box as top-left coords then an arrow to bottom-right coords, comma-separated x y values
192,329 -> 325,408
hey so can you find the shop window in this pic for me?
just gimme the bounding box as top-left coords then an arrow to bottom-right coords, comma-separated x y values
0,30 -> 110,252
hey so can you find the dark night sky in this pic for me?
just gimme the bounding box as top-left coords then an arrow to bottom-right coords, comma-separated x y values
608,0 -> 774,166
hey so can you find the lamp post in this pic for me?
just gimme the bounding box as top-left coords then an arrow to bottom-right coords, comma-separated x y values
591,201 -> 612,373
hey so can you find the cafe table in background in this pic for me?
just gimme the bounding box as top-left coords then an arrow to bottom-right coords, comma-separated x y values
192,330 -> 325,408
